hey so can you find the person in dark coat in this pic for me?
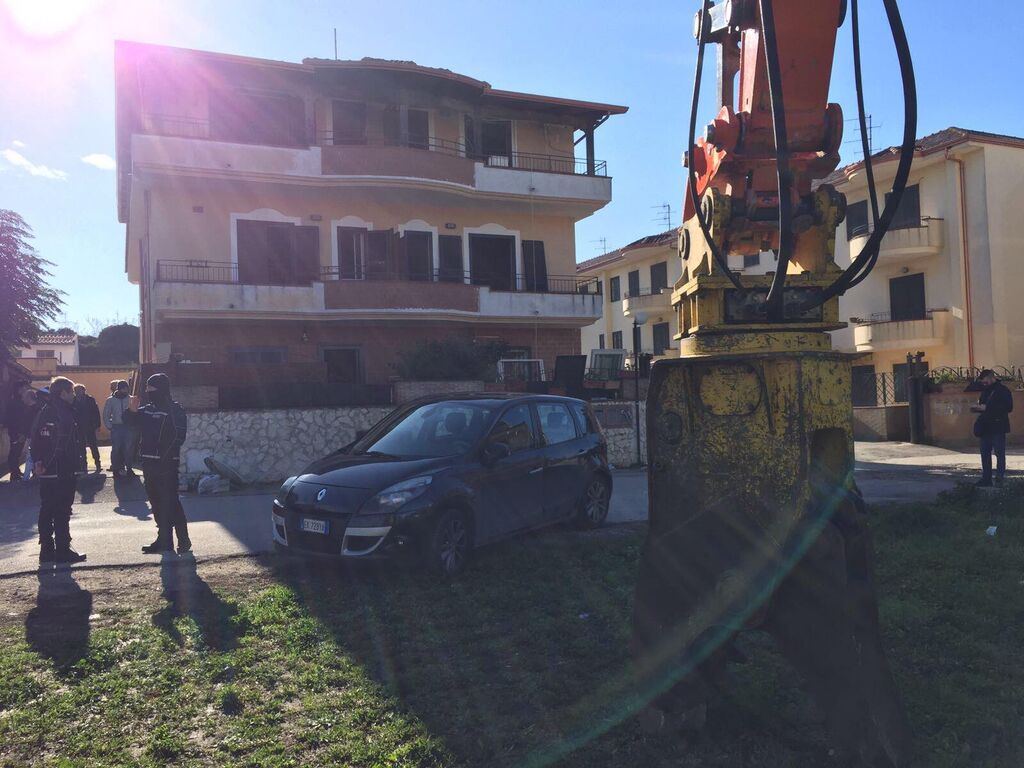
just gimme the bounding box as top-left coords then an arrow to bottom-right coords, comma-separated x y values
72,384 -> 102,473
125,373 -> 191,554
32,377 -> 86,564
5,381 -> 30,484
971,369 -> 1015,487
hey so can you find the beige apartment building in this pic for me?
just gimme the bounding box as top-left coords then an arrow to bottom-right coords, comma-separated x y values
114,42 -> 625,392
828,128 -> 1024,403
577,230 -> 775,360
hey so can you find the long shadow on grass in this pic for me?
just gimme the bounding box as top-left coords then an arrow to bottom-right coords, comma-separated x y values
267,530 -> 770,766
25,569 -> 93,670
153,555 -> 240,651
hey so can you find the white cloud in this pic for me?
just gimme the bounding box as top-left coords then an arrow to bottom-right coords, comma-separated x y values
0,148 -> 68,180
11,139 -> 26,148
81,153 -> 116,171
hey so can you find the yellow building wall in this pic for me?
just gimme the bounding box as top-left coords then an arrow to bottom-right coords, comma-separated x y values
145,179 -> 579,278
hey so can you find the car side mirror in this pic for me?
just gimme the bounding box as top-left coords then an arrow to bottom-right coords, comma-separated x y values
481,441 -> 511,465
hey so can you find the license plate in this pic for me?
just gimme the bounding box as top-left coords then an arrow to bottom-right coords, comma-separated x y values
301,518 -> 329,535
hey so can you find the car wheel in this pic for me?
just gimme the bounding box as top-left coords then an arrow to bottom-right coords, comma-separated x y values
576,475 -> 610,529
424,509 -> 473,579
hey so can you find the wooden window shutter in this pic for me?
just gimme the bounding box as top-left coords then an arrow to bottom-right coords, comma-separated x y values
522,240 -> 548,292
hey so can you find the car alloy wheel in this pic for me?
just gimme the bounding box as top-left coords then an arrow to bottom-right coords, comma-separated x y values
429,510 -> 472,578
578,477 -> 610,528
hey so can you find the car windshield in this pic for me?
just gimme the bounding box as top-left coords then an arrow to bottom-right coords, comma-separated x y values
356,402 -> 495,458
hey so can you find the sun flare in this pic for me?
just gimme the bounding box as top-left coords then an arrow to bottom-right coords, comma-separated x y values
3,0 -> 100,38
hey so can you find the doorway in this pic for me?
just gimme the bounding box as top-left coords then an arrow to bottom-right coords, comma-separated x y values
469,234 -> 515,291
323,347 -> 362,385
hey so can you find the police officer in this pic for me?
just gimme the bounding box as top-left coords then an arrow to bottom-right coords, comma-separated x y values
125,373 -> 191,554
32,376 -> 87,564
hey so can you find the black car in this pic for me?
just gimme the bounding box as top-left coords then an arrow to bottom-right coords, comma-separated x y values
272,395 -> 611,577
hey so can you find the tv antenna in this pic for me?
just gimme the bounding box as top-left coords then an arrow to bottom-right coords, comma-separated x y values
591,237 -> 608,255
333,28 -> 338,60
651,202 -> 674,229
843,114 -> 882,159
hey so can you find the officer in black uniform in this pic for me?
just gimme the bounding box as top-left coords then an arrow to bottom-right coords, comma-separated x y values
125,373 -> 191,554
32,376 -> 87,564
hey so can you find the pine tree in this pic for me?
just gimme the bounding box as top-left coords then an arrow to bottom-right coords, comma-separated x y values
0,210 -> 63,358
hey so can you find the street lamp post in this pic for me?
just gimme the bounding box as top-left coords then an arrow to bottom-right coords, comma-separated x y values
632,312 -> 648,467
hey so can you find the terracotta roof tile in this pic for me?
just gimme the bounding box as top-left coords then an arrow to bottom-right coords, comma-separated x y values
819,126 -> 1024,187
35,332 -> 78,345
576,228 -> 678,273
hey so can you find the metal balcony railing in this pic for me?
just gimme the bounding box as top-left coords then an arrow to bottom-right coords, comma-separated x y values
156,260 -> 600,295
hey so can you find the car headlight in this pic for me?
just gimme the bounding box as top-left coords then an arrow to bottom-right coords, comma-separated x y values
359,476 -> 433,518
275,476 -> 298,505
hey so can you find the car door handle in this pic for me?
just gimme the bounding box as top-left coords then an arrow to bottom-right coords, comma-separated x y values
529,467 -> 544,475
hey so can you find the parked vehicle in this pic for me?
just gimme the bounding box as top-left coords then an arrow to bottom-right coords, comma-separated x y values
272,395 -> 611,577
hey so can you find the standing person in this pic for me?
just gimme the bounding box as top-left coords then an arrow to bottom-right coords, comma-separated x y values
972,369 -> 1015,487
103,380 -> 136,478
125,373 -> 191,554
32,377 -> 86,564
72,384 -> 102,473
4,381 -> 29,484
20,387 -> 41,481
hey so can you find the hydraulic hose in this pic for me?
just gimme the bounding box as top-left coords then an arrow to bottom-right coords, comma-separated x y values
851,0 -> 880,227
688,2 -> 744,291
759,0 -> 796,321
803,0 -> 917,310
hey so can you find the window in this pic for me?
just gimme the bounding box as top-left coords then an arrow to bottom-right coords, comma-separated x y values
230,346 -> 288,365
609,276 -> 621,302
488,404 -> 536,454
885,184 -> 920,230
851,365 -> 878,407
402,231 -> 433,281
743,254 -> 761,269
611,331 -> 623,349
570,402 -> 596,435
469,234 -> 515,291
36,349 -> 55,359
889,273 -> 926,321
439,235 -> 463,282
598,334 -> 606,350
331,100 -> 367,145
650,262 -> 668,293
383,107 -> 430,149
537,403 -> 578,446
337,227 -> 366,280
366,230 -> 391,279
628,270 -> 640,298
522,241 -> 548,292
237,220 -> 319,286
846,200 -> 869,239
323,348 -> 361,384
361,402 -> 495,459
653,322 -> 671,355
481,120 -> 513,165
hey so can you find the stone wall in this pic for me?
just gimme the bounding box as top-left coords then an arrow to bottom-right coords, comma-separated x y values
181,406 -> 392,483
923,387 -> 1024,447
853,405 -> 910,442
595,402 -> 647,467
180,398 -> 649,485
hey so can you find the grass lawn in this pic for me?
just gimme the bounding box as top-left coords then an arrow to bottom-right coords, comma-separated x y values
2,485 -> 1023,767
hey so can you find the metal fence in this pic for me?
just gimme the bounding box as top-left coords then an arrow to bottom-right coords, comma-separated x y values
852,371 -> 908,407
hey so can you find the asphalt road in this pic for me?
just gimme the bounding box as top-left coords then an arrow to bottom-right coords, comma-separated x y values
2,442 -> 1021,578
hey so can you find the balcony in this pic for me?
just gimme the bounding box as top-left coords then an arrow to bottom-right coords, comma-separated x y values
622,289 -> 672,318
131,121 -> 611,206
848,217 -> 944,262
153,261 -> 602,325
853,309 -> 952,352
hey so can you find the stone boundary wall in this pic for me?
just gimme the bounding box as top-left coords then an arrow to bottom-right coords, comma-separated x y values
181,400 -> 649,484
924,387 -> 1024,447
181,406 -> 392,483
853,405 -> 910,442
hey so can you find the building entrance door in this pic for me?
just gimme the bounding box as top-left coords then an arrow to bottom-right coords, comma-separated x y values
469,234 -> 515,291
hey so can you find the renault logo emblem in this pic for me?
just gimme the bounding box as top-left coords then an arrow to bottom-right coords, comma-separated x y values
317,488 -> 327,502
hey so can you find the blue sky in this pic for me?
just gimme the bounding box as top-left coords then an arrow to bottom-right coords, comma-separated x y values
1,0 -> 1021,330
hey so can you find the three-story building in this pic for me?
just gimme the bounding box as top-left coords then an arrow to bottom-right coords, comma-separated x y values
828,127 -> 1024,403
115,42 -> 626,389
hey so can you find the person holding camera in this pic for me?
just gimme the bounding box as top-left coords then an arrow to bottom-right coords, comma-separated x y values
972,369 -> 1014,487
